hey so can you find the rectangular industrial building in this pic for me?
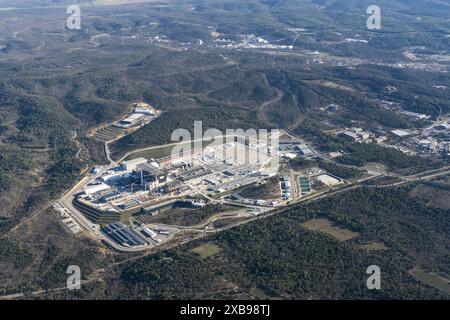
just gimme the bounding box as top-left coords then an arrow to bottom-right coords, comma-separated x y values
316,174 -> 342,186
84,183 -> 111,195
400,111 -> 430,120
295,144 -> 313,156
391,129 -> 412,138
121,157 -> 148,171
118,113 -> 145,127
134,107 -> 155,115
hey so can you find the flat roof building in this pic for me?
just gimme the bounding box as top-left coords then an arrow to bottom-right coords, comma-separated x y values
391,129 -> 412,138
295,144 -> 313,156
121,157 -> 148,171
137,162 -> 164,175
316,174 -> 342,186
118,113 -> 145,128
84,183 -> 111,195
400,111 -> 430,120
134,107 -> 154,115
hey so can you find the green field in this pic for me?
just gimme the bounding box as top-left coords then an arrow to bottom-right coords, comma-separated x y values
357,242 -> 388,252
364,162 -> 388,172
125,144 -> 182,161
125,140 -> 216,161
302,219 -> 359,242
409,267 -> 450,295
191,242 -> 222,260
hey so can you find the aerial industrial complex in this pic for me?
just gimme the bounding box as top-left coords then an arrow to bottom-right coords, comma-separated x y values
54,99 -> 450,254
334,113 -> 450,157
57,126 -> 359,252
54,110 -> 450,253
69,134 -> 283,250
56,99 -> 450,253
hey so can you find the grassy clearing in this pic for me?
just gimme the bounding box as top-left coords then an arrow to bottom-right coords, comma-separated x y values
364,162 -> 388,172
357,242 -> 388,251
191,242 -> 222,260
409,267 -> 450,295
302,219 -> 359,242
410,182 -> 450,209
125,140 -> 212,161
125,144 -> 180,161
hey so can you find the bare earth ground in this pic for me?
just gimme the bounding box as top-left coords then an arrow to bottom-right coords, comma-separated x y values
302,219 -> 359,242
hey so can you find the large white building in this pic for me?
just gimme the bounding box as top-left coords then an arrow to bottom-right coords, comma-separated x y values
391,129 -> 412,138
134,107 -> 155,115
117,113 -> 145,128
121,157 -> 148,171
316,174 -> 342,186
400,111 -> 430,120
84,183 -> 111,195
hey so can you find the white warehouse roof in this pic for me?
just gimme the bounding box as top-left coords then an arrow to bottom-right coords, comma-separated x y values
84,183 -> 111,195
391,129 -> 412,137
317,174 -> 341,186
134,107 -> 154,115
121,157 -> 148,171
122,113 -> 145,123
